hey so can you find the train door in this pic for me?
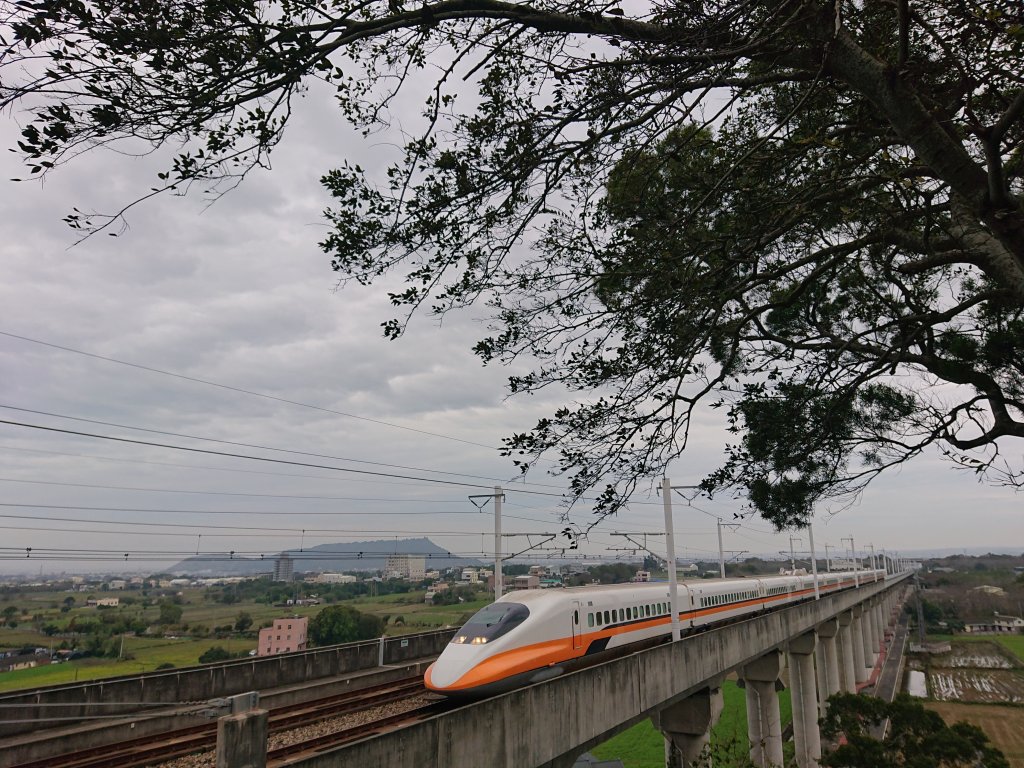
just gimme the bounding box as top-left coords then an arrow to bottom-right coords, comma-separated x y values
571,602 -> 583,651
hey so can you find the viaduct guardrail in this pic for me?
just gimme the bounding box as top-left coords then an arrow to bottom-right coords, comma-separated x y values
0,628 -> 455,738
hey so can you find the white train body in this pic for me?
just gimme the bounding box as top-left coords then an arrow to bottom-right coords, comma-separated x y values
425,568 -> 886,696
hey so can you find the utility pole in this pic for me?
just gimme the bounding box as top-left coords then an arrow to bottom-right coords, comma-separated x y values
494,485 -> 503,599
808,523 -> 820,600
788,536 -> 802,574
717,519 -> 726,579
824,543 -> 834,572
662,477 -> 680,642
868,543 -> 877,581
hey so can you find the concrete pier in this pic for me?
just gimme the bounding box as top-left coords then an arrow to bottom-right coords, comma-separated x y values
859,604 -> 875,671
850,608 -> 867,684
836,612 -> 858,694
787,632 -> 821,768
741,651 -> 784,768
652,684 -> 723,767
816,617 -> 841,707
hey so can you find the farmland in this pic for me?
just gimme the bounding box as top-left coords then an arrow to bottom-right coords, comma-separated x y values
0,582 -> 488,693
909,633 -> 1024,767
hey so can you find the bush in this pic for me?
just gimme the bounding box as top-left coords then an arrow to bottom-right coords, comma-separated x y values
198,646 -> 233,664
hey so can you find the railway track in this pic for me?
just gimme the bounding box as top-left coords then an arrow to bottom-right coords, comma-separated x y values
12,677 -> 428,768
267,700 -> 454,766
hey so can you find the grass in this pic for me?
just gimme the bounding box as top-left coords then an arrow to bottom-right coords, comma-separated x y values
992,635 -> 1024,664
0,636 -> 259,692
590,680 -> 793,768
0,588 -> 489,693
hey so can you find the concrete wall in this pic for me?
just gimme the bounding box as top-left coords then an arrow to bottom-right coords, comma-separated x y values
0,629 -> 454,738
0,661 -> 434,768
299,575 -> 910,768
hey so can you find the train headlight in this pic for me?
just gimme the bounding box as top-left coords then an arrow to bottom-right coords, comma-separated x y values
471,637 -> 488,644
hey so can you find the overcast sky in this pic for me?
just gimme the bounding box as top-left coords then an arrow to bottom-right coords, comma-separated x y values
1,76 -> 1020,576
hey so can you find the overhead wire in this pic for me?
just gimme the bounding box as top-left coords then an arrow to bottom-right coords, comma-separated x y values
0,477 -> 478,503
0,523 -> 498,538
0,404 -> 568,491
0,419 -> 573,496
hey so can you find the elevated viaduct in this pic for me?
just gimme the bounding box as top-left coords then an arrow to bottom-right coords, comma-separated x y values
287,571 -> 912,768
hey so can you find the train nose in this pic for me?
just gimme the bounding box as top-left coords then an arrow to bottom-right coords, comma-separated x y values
425,646 -> 480,690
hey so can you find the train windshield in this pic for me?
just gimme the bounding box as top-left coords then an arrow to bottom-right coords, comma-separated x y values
450,602 -> 530,645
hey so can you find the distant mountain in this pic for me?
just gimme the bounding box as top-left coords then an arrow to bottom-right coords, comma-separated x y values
167,538 -> 483,576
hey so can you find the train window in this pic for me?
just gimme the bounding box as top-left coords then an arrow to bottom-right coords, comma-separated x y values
633,607 -> 638,619
604,610 -> 610,624
574,610 -> 579,625
645,605 -> 651,617
588,613 -> 594,628
450,602 -> 530,645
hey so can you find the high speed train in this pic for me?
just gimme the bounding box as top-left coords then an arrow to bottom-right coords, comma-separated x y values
425,568 -> 886,696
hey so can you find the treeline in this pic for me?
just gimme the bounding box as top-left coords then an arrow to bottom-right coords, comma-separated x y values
204,577 -> 425,605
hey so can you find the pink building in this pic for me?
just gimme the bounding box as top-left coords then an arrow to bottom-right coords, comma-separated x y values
257,616 -> 308,656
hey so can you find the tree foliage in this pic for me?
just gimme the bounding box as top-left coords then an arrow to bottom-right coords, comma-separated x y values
2,0 -> 1023,527
156,600 -> 183,625
308,604 -> 384,645
198,645 -> 233,663
820,693 -> 1009,768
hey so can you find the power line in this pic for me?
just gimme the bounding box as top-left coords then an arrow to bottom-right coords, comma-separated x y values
0,509 -> 558,530
0,443 -> 435,485
0,502 -> 478,516
0,419 -> 571,496
0,477 -> 474,503
0,404 -> 567,491
0,330 -> 502,451
0,524 -> 497,538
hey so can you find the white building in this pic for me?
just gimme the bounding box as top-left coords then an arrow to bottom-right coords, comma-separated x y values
312,573 -> 357,584
385,554 -> 425,581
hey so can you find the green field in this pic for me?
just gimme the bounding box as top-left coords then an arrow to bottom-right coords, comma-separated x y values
0,584 -> 492,693
591,680 -> 792,768
0,636 -> 258,692
928,633 -> 1024,665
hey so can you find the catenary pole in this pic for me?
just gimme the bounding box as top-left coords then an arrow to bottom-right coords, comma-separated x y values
663,477 -> 681,642
808,523 -> 820,600
717,519 -> 726,579
494,485 -> 502,599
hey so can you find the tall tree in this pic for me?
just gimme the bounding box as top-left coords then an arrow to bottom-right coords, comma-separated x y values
2,0 -> 1022,527
308,605 -> 384,645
